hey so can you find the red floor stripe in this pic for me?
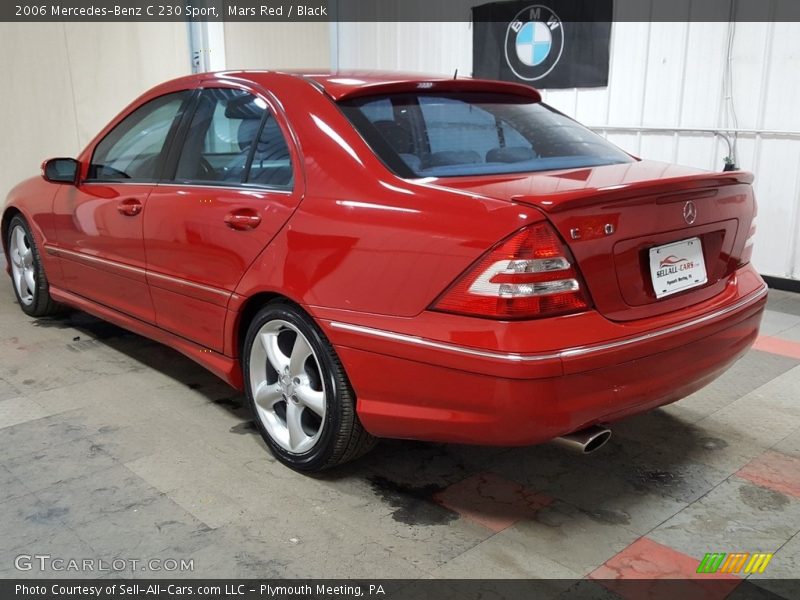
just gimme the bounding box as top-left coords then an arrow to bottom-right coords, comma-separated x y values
590,537 -> 740,600
433,472 -> 553,533
737,450 -> 800,499
753,335 -> 800,360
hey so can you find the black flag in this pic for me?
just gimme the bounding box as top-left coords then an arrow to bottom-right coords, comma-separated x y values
473,0 -> 613,89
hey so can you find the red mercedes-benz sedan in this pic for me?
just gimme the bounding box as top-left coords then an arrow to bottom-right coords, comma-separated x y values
3,71 -> 766,471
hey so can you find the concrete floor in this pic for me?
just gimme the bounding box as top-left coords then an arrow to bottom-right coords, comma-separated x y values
1,276 -> 800,593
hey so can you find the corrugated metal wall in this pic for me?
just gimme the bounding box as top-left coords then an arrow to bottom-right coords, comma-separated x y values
337,14 -> 800,281
224,22 -> 330,70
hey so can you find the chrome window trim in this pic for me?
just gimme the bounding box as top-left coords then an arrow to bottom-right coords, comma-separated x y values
78,180 -> 293,195
155,182 -> 293,194
328,285 -> 768,363
81,180 -> 159,186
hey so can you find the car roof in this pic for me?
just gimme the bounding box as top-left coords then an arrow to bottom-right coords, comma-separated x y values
177,70 -> 543,103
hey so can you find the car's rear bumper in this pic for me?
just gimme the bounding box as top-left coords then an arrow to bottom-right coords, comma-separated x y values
314,265 -> 767,445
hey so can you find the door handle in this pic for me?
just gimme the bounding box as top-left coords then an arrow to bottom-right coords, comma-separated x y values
117,198 -> 143,217
224,209 -> 262,231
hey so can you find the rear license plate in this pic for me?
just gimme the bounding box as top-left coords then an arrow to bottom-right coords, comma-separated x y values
649,237 -> 708,299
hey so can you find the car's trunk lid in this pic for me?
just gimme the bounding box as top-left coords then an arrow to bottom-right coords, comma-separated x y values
434,161 -> 756,321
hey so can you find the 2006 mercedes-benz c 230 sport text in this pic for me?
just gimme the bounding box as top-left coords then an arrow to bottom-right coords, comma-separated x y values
3,71 -> 766,471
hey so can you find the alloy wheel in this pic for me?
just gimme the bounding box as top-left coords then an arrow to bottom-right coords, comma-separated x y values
248,319 -> 327,454
9,225 -> 35,306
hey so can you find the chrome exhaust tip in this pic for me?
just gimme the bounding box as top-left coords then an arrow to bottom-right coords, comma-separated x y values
552,425 -> 612,454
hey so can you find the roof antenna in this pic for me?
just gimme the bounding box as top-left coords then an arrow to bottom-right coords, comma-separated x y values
453,69 -> 458,80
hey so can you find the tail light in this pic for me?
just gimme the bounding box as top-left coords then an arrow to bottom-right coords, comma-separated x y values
431,221 -> 592,319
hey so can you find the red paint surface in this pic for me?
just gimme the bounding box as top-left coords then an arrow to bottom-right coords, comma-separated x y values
333,283 -> 763,445
433,472 -> 553,532
1,70 -> 767,445
738,451 -> 800,499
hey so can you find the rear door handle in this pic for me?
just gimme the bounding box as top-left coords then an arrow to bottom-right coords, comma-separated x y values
224,209 -> 262,231
117,198 -> 143,217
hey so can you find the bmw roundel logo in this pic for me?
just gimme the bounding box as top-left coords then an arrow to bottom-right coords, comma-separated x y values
504,5 -> 565,82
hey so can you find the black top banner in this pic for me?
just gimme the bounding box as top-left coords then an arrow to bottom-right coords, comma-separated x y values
473,1 -> 612,89
3,0 -> 800,22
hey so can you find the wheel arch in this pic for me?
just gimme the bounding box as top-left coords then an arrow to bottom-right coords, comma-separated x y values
234,291 -> 302,357
1,206 -> 23,258
235,290 -> 375,470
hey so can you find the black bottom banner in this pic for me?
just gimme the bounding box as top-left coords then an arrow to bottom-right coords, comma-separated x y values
4,579 -> 799,600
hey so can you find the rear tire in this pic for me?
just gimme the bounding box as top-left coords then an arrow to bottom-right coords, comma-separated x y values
6,215 -> 60,317
243,300 -> 376,472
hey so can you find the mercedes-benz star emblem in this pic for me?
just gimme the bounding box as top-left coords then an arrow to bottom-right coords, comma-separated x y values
683,201 -> 697,225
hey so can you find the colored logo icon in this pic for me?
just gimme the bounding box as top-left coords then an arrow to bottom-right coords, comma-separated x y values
697,552 -> 773,574
515,21 -> 552,67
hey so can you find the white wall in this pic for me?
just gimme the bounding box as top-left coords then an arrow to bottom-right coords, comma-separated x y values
0,21 -> 330,201
336,22 -> 471,75
223,22 -> 330,70
0,22 -> 190,198
337,17 -> 800,281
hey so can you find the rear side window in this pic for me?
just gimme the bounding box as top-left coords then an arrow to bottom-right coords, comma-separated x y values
174,88 -> 265,184
89,91 -> 188,182
246,114 -> 293,189
172,88 -> 293,189
339,92 -> 633,178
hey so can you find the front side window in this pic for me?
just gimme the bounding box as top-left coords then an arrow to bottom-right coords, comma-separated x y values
339,92 -> 633,178
172,88 -> 292,189
89,91 -> 188,182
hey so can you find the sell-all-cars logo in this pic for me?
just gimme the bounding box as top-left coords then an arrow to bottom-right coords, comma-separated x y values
656,255 -> 695,277
505,5 -> 565,81
697,552 -> 773,574
658,255 -> 689,269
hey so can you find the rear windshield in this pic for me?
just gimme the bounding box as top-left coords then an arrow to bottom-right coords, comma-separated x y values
339,92 -> 633,178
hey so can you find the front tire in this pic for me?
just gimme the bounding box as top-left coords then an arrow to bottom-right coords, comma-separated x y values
6,215 -> 59,317
243,301 -> 376,472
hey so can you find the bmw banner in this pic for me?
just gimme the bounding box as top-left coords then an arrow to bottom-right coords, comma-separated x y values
473,0 -> 613,89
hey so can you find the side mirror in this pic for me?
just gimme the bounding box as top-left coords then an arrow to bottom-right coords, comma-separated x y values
42,158 -> 79,184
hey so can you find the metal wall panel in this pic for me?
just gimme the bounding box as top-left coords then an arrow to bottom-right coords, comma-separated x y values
223,22 -> 330,70
337,21 -> 472,75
